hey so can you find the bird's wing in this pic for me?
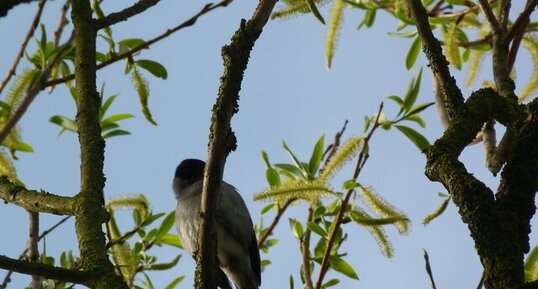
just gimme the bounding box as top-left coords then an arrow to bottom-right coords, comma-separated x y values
216,183 -> 255,247
249,233 -> 261,286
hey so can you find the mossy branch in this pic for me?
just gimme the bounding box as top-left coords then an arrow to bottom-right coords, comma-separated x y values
0,255 -> 93,286
424,88 -> 531,289
0,176 -> 75,215
71,0 -> 128,287
196,0 -> 278,288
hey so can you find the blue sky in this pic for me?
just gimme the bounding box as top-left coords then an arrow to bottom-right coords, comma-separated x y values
0,0 -> 536,288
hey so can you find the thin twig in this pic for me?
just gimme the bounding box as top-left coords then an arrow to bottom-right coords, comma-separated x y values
257,199 -> 293,247
95,0 -> 160,30
48,0 -> 71,94
53,1 -> 70,47
478,0 -> 502,34
321,119 -> 348,163
0,216 -> 70,289
0,0 -> 47,96
314,103 -> 384,289
430,0 -> 488,19
28,212 -> 41,289
506,0 -> 537,42
45,0 -> 232,87
507,0 -> 537,70
301,205 -> 315,289
0,36 -> 73,145
423,249 -> 438,289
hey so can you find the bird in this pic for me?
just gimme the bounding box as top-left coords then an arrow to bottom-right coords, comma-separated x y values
173,158 -> 261,289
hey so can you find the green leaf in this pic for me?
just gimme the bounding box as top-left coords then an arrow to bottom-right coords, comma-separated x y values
118,38 -> 146,51
146,255 -> 181,271
307,221 -> 327,238
405,101 -> 434,117
141,273 -> 155,289
49,115 -> 78,133
99,95 -> 118,120
289,218 -> 304,239
156,211 -> 176,240
158,233 -> 183,248
101,113 -> 134,125
306,0 -> 326,24
402,68 -> 423,111
261,150 -> 271,168
403,114 -> 427,128
103,129 -> 131,139
164,276 -> 185,289
282,141 -> 308,176
357,8 -> 376,30
525,244 -> 538,281
261,203 -> 275,215
322,278 -> 340,288
136,59 -> 168,80
266,167 -> 281,187
308,135 -> 325,177
140,212 -> 166,227
13,141 -> 33,152
329,255 -> 359,279
274,163 -> 304,179
342,179 -> 360,190
406,36 -> 421,69
101,122 -> 119,132
395,125 -> 430,150
387,30 -> 417,38
387,95 -> 404,106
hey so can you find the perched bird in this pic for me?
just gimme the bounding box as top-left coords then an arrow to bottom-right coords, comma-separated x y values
173,159 -> 261,289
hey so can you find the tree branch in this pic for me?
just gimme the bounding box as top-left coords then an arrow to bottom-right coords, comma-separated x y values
425,88 -> 527,289
0,0 -> 37,17
28,212 -> 41,289
478,0 -> 502,34
0,0 -> 46,96
95,0 -> 161,30
301,205 -> 315,289
0,177 -> 76,215
70,0 -> 128,287
0,256 -> 92,286
405,0 -> 464,119
196,0 -> 278,288
496,99 -> 538,260
45,0 -> 232,87
507,0 -> 537,70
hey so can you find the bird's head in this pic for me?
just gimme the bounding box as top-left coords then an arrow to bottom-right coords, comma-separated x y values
173,158 -> 205,198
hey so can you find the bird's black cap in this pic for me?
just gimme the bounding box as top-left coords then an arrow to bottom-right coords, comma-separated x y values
175,159 -> 205,184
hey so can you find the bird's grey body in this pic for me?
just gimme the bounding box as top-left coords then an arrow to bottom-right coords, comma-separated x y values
173,159 -> 261,289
